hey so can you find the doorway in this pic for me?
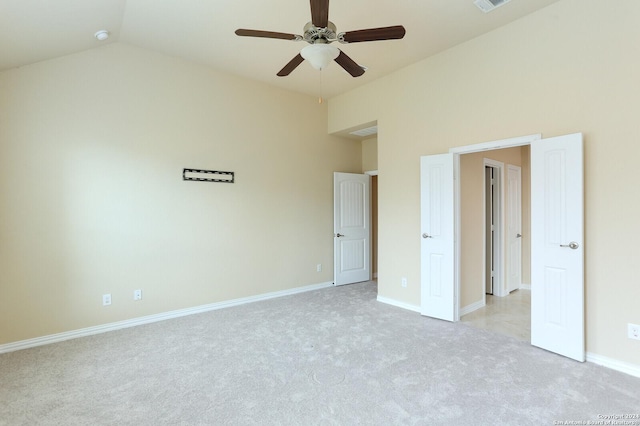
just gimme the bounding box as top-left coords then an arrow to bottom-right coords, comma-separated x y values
457,147 -> 528,317
333,172 -> 371,286
459,147 -> 530,338
332,171 -> 377,286
421,133 -> 585,361
370,174 -> 378,279
485,166 -> 495,295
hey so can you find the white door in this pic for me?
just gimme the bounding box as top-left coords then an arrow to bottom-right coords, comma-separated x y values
531,133 -> 584,362
506,165 -> 522,293
334,172 -> 371,286
420,154 -> 455,321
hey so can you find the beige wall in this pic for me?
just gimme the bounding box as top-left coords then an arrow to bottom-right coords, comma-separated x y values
460,147 -> 529,308
328,0 -> 640,365
0,43 -> 362,344
362,137 -> 378,172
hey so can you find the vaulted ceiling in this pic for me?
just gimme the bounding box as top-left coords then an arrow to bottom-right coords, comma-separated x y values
0,0 -> 562,98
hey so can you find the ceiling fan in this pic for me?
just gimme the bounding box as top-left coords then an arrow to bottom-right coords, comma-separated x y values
235,0 -> 406,77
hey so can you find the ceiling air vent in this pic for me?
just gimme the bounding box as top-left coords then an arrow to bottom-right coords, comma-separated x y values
349,125 -> 378,137
474,0 -> 513,13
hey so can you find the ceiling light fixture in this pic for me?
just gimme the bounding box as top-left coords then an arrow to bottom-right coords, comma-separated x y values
300,44 -> 339,71
94,30 -> 110,41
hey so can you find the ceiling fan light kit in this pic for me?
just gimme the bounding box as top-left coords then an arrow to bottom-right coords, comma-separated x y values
235,0 -> 405,78
300,44 -> 339,70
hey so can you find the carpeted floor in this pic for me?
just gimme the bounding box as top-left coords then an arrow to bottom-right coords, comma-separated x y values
1,281 -> 639,425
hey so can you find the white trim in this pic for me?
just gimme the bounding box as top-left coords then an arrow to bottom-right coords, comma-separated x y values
376,295 -> 421,313
586,352 -> 640,379
459,299 -> 486,317
450,134 -> 542,154
364,170 -> 378,176
453,153 -> 462,322
0,281 -> 333,354
520,283 -> 531,290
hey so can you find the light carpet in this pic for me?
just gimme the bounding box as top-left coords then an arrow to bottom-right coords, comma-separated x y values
1,282 -> 639,425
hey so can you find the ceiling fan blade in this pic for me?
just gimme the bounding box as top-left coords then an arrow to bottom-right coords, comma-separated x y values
334,50 -> 365,77
340,25 -> 406,43
235,29 -> 299,41
310,0 -> 329,28
277,54 -> 305,77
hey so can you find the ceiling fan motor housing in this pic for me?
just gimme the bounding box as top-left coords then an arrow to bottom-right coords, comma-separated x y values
303,21 -> 337,44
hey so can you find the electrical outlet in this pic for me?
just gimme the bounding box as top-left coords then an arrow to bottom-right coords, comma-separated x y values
401,277 -> 407,288
133,289 -> 142,301
629,323 -> 640,340
316,264 -> 322,272
102,294 -> 111,306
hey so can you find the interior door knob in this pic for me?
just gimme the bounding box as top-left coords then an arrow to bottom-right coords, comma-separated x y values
516,233 -> 522,238
336,233 -> 344,238
560,241 -> 579,249
422,233 -> 432,239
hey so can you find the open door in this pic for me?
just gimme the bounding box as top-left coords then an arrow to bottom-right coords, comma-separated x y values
531,133 -> 584,362
420,154 -> 456,321
333,172 -> 371,286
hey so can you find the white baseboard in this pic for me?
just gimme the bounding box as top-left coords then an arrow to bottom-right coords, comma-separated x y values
586,352 -> 640,378
0,281 -> 334,354
520,283 -> 531,290
459,300 -> 485,316
376,295 -> 421,313
6,283 -> 640,381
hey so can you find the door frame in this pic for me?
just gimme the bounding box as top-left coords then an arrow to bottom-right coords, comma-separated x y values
364,170 -> 378,279
506,164 -> 523,293
483,159 -> 505,300
451,134 -> 541,320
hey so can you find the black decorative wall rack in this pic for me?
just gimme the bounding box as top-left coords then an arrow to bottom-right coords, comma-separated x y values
183,168 -> 234,183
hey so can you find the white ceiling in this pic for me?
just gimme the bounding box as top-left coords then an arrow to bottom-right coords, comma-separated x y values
0,0 -> 562,98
